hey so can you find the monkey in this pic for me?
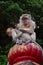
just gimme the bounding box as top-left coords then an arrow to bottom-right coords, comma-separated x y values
17,14 -> 36,42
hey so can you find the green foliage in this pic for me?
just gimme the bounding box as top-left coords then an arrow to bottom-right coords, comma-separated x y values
0,0 -> 43,21
0,55 -> 7,65
37,38 -> 43,44
0,42 -> 13,65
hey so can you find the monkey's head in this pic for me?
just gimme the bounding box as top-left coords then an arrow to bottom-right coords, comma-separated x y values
17,14 -> 32,28
19,14 -> 31,25
6,27 -> 13,37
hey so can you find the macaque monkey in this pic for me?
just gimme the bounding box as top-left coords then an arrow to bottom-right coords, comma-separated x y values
17,14 -> 36,42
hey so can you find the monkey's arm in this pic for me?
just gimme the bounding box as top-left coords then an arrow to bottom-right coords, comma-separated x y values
19,27 -> 34,34
12,29 -> 22,41
15,29 -> 22,37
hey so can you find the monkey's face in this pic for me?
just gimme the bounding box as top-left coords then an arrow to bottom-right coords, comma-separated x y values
21,17 -> 30,26
20,14 -> 31,25
6,28 -> 12,37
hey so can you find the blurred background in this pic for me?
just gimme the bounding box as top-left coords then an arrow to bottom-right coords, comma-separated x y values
0,0 -> 43,65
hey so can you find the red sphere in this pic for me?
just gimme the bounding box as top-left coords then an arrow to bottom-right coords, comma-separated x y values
8,43 -> 43,65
